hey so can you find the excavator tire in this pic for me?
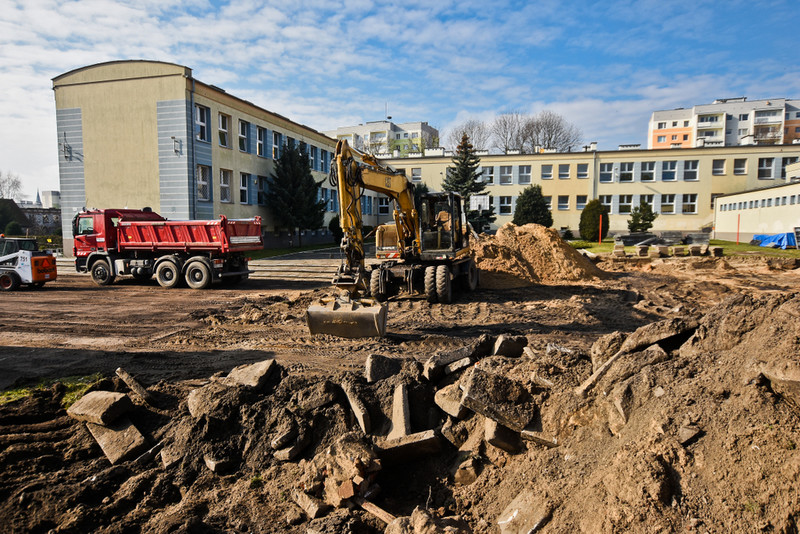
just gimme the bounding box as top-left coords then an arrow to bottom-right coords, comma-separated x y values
0,271 -> 21,291
465,259 -> 479,291
424,265 -> 437,303
436,264 -> 452,304
370,269 -> 387,302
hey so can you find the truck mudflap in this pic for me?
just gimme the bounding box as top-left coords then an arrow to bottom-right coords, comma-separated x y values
306,297 -> 387,338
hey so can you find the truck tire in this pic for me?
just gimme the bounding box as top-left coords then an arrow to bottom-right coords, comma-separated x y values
0,271 -> 21,291
90,259 -> 115,286
155,261 -> 181,289
185,260 -> 212,290
436,264 -> 452,304
464,259 -> 479,291
424,265 -> 437,303
370,269 -> 387,302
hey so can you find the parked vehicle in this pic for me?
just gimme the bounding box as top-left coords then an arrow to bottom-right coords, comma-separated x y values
0,236 -> 58,291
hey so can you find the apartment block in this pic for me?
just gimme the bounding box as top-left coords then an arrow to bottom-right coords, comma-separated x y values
324,121 -> 439,157
52,61 -> 384,252
648,97 -> 800,149
380,144 -> 800,235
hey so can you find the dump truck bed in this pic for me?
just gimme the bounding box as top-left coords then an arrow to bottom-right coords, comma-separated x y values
116,216 -> 262,254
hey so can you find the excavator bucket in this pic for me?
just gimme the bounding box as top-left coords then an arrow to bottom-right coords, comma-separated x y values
306,297 -> 387,338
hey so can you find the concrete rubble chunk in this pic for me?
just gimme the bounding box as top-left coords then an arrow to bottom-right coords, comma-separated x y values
423,335 -> 495,382
590,331 -> 627,371
292,489 -> 330,519
160,445 -> 183,469
709,246 -> 723,257
295,380 -> 338,413
493,335 -> 528,358
461,367 -> 536,432
186,381 -> 232,420
441,418 -> 469,449
689,245 -> 703,256
635,245 -> 649,257
387,383 -> 412,440
485,418 -> 523,454
226,358 -> 276,389
270,420 -> 298,450
611,381 -> 634,424
386,507 -> 471,534
364,354 -> 402,383
203,454 -> 234,473
760,360 -> 800,409
434,383 -> 469,419
67,391 -> 133,426
677,425 -> 702,446
497,490 -> 554,534
453,457 -> 479,486
341,380 -> 371,434
377,430 -> 442,462
115,367 -> 157,407
85,417 -> 148,465
520,416 -> 558,448
274,430 -> 310,462
445,356 -> 473,376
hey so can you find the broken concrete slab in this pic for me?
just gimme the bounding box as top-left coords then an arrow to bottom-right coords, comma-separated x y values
423,334 -> 495,382
377,430 -> 442,462
341,380 -> 371,434
485,418 -> 523,454
441,417 -> 469,449
270,420 -> 298,450
292,489 -> 330,519
760,360 -> 800,409
387,383 -> 411,440
294,380 -> 338,413
160,445 -> 183,469
496,490 -> 554,534
434,383 -> 469,419
590,331 -> 627,371
186,381 -> 235,420
226,358 -> 276,389
461,367 -> 536,432
274,431 -> 310,462
86,417 -> 148,465
115,367 -> 157,407
520,428 -> 558,448
67,391 -> 133,426
364,354 -> 403,383
203,454 -> 234,474
493,335 -> 528,358
445,356 -> 473,376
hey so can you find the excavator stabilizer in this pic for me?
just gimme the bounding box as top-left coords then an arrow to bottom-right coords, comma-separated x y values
306,297 -> 388,338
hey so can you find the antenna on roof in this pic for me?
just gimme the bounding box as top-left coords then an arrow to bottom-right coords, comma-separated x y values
385,103 -> 391,121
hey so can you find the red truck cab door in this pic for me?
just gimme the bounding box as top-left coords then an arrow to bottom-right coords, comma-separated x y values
73,213 -> 104,257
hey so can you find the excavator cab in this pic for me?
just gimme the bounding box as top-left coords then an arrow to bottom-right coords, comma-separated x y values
418,192 -> 467,258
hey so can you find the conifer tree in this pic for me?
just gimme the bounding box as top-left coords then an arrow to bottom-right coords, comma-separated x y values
266,144 -> 325,246
442,134 -> 495,231
627,200 -> 658,233
579,199 -> 610,241
512,184 -> 553,227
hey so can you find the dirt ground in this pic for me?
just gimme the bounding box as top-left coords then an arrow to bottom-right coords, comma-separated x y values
1,241 -> 799,533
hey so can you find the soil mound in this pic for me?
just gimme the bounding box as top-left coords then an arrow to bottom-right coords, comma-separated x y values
472,223 -> 606,288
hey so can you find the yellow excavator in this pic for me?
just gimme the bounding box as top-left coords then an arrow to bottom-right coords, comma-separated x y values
305,140 -> 479,337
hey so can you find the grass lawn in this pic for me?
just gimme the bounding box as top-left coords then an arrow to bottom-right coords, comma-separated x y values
567,238 -> 799,258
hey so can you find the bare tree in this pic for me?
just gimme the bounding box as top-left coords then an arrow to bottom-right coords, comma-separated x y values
521,110 -> 582,153
446,119 -> 490,151
490,112 -> 526,153
0,171 -> 22,199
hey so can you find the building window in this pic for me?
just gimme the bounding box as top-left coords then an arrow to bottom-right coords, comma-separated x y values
758,158 -> 774,179
683,160 -> 698,181
544,196 -> 552,210
240,173 -> 250,204
599,163 -> 613,183
239,120 -> 249,152
657,122 -> 666,129
411,168 -> 422,182
671,135 -> 677,141
577,163 -> 588,179
195,105 -> 210,142
257,176 -> 267,205
660,194 -> 675,214
197,165 -> 210,200
733,159 -> 747,175
272,132 -> 281,158
220,169 -> 231,203
618,194 -> 633,214
360,196 -> 373,215
739,113 -> 749,121
540,165 -> 552,180
657,136 -> 666,143
500,166 -> 513,184
310,146 -> 318,171
499,196 -> 512,214
682,194 -> 698,214
558,195 -> 569,210
558,164 -> 570,179
576,195 -> 587,210
518,165 -> 531,184
662,161 -> 676,181
683,134 -> 689,141
482,166 -> 494,184
781,157 -> 799,178
378,197 -> 390,215
257,127 -> 266,157
619,162 -> 633,182
684,120 -> 690,127
599,195 -> 612,212
791,195 -> 796,205
641,162 -> 655,182
218,113 -> 230,147
712,159 -> 725,175
641,194 -> 654,207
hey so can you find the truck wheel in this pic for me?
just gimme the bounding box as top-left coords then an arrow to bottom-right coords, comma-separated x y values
436,264 -> 452,304
370,269 -> 387,302
0,271 -> 21,291
465,259 -> 479,291
90,260 -> 115,286
185,261 -> 212,290
424,265 -> 437,303
155,261 -> 181,289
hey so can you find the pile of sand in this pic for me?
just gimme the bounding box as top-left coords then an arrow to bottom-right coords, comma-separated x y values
472,223 -> 606,289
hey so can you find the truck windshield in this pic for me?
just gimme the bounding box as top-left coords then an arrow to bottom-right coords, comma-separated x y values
76,217 -> 94,235
19,240 -> 36,251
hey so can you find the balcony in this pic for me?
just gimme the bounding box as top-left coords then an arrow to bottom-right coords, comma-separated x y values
754,117 -> 781,125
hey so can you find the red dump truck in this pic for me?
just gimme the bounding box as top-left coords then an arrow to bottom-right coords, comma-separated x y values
72,208 -> 262,289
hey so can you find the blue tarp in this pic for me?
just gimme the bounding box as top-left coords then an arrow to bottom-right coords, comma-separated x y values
752,232 -> 797,250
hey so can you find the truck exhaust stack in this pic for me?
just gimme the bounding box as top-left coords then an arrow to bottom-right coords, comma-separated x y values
305,297 -> 387,338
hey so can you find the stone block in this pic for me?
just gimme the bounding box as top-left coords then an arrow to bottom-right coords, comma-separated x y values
520,428 -> 558,448
461,367 -> 536,432
226,358 -> 276,389
434,383 -> 469,419
186,381 -> 231,420
341,381 -> 371,434
364,354 -> 402,383
672,246 -> 685,256
292,489 -> 331,519
161,445 -> 183,469
387,383 -> 412,440
204,454 -> 234,473
67,391 -> 133,426
493,335 -> 528,358
485,418 -> 523,454
445,356 -> 473,375
274,431 -> 310,462
497,490 -> 554,534
635,245 -> 649,257
86,417 -> 148,465
613,249 -> 626,257
270,421 -> 298,450
709,246 -> 723,257
677,425 -> 702,446
689,245 -> 702,256
423,334 -> 495,382
700,244 -> 709,255
377,430 -> 442,462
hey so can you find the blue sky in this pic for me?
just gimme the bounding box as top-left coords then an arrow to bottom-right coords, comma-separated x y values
2,0 -> 798,201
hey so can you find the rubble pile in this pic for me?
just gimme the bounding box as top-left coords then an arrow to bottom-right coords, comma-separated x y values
472,223 -> 606,289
